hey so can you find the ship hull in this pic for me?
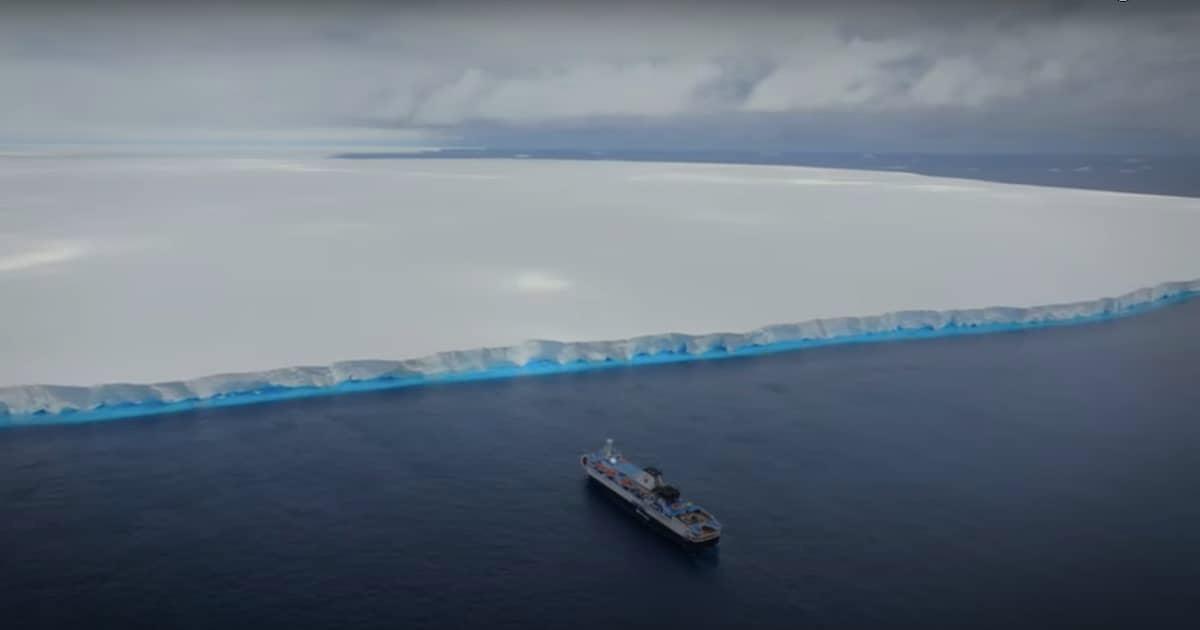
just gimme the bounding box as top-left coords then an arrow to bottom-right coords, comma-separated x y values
585,470 -> 721,549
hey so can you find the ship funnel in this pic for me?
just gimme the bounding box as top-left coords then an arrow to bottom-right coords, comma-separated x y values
603,438 -> 614,458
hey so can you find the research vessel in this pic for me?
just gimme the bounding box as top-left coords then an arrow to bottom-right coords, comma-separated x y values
581,439 -> 722,547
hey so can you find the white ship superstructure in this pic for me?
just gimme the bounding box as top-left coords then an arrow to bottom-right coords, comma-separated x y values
581,439 -> 721,547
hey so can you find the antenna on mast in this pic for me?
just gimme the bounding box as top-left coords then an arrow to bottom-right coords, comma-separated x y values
603,438 -> 614,459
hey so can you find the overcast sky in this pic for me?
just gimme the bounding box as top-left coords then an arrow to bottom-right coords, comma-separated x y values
3,0 -> 1198,153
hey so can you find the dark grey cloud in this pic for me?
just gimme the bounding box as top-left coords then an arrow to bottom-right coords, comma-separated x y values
2,0 -> 1197,152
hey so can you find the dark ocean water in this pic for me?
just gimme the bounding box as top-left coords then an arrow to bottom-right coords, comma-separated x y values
3,298 -> 1199,629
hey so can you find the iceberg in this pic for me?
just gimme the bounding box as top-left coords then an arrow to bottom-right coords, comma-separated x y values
2,278 -> 1196,427
4,156 -> 1199,426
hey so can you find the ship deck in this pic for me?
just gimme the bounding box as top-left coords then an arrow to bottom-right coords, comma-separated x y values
584,448 -> 722,538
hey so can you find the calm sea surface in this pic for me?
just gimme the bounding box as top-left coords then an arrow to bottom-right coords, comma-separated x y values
2,298 -> 1198,628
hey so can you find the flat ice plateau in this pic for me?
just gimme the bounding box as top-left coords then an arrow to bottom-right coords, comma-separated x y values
2,156 -> 1198,422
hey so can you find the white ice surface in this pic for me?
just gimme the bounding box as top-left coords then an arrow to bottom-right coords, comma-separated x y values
1,156 -> 1198,409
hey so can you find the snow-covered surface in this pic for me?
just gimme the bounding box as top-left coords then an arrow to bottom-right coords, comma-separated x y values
2,156 -> 1198,422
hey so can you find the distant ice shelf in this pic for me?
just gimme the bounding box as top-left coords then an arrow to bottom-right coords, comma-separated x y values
2,278 -> 1197,427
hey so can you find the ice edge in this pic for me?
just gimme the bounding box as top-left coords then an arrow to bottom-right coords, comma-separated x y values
3,278 -> 1198,427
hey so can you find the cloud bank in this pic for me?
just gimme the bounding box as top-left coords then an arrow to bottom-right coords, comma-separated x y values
2,1 -> 1198,152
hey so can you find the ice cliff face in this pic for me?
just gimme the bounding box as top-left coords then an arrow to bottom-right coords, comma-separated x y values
2,278 -> 1196,425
